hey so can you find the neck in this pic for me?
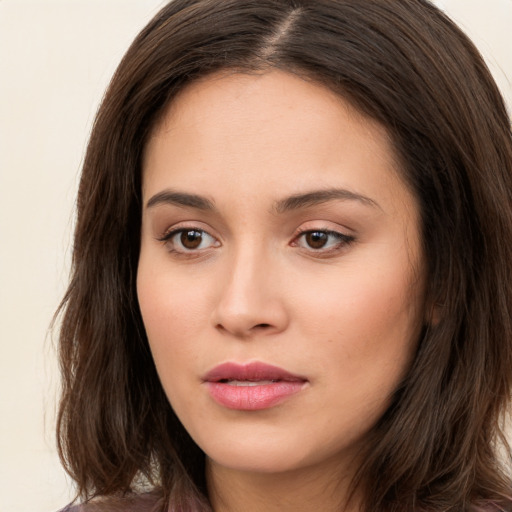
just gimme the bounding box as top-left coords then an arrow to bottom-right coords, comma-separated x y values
206,456 -> 362,512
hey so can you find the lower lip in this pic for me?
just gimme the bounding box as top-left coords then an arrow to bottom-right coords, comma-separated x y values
206,381 -> 305,410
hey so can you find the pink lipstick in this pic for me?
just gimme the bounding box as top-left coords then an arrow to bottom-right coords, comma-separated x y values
203,362 -> 307,410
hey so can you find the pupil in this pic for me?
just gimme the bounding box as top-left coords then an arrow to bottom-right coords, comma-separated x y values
306,232 -> 328,249
180,230 -> 202,249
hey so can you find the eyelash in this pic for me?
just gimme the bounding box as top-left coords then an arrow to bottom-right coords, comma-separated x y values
157,227 -> 355,257
157,227 -> 220,256
292,228 -> 355,253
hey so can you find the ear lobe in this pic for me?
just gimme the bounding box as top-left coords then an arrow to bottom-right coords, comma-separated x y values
425,301 -> 442,326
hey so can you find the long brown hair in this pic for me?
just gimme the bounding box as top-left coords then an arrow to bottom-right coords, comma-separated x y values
56,0 -> 512,510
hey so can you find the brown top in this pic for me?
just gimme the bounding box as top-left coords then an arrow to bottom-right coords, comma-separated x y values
59,493 -> 163,512
59,495 -> 511,512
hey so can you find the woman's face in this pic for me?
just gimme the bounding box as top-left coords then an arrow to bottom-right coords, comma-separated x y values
138,71 -> 426,478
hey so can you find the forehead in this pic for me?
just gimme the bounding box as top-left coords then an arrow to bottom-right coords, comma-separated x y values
149,70 -> 394,152
142,70 -> 410,215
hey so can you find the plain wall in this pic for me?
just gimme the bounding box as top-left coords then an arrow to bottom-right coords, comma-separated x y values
0,1 -> 510,511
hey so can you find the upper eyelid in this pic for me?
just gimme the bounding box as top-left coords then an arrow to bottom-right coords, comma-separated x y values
156,223 -> 218,241
293,228 -> 354,242
294,224 -> 355,238
295,226 -> 345,234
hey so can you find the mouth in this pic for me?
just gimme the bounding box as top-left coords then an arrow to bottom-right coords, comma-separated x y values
217,379 -> 279,386
203,362 -> 308,410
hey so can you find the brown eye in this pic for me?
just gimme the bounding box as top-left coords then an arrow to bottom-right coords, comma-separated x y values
295,229 -> 355,253
159,228 -> 219,253
180,230 -> 203,249
305,231 -> 329,249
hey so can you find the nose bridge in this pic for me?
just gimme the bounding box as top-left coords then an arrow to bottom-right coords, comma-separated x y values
212,239 -> 287,336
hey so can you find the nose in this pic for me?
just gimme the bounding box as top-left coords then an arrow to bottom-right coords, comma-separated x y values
211,246 -> 289,338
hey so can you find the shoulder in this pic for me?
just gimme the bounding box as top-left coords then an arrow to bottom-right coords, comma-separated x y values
57,492 -> 163,512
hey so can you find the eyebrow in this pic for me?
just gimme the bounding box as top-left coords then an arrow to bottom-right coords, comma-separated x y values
146,190 -> 215,210
273,188 -> 380,213
145,187 -> 379,212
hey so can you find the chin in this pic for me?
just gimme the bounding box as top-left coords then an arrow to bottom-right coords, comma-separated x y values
195,421 -> 363,477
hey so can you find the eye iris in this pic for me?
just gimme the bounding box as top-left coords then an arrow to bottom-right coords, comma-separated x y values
180,230 -> 203,249
306,231 -> 328,249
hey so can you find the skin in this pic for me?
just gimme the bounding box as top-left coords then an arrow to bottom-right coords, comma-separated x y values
137,70 -> 427,512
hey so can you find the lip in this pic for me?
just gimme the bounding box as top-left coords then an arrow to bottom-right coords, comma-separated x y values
203,362 -> 308,411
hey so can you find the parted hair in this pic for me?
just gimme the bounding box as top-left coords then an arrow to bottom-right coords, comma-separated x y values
56,0 -> 512,510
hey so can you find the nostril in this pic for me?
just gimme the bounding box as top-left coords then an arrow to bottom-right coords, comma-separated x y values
254,323 -> 271,329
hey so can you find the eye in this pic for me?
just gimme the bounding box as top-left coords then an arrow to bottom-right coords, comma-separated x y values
159,228 -> 219,253
294,229 -> 354,252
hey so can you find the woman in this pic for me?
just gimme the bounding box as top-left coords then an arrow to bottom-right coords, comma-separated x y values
56,0 -> 512,510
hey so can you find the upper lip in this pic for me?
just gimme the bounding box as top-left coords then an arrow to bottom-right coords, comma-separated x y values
203,361 -> 307,383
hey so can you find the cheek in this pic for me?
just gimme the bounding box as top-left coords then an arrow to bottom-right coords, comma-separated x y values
292,254 -> 424,385
300,267 -> 420,333
137,267 -> 208,422
136,255 -> 209,371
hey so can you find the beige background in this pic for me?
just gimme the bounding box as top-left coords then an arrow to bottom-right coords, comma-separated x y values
0,1 -> 510,511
